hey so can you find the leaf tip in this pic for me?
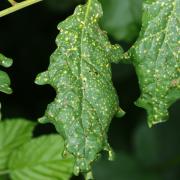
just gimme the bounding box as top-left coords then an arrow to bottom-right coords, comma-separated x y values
115,107 -> 125,118
35,72 -> 49,85
108,148 -> 115,161
0,54 -> 13,68
73,165 -> 80,176
148,118 -> 168,128
84,171 -> 94,180
0,86 -> 13,94
104,143 -> 115,161
38,117 -> 49,124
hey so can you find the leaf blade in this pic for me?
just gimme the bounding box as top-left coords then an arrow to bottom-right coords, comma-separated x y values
35,0 -> 124,175
0,53 -> 13,95
0,119 -> 35,171
8,135 -> 74,180
131,0 -> 180,126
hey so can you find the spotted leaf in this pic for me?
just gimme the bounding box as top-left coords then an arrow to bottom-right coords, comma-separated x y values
0,53 -> 13,94
35,0 -> 124,177
130,0 -> 180,127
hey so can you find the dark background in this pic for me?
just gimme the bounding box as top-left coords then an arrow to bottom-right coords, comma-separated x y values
0,0 -> 179,179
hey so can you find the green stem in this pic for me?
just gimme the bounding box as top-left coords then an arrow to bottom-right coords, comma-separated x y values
0,0 -> 42,17
8,0 -> 17,6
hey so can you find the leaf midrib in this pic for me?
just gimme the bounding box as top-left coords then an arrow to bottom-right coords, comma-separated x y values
78,0 -> 93,158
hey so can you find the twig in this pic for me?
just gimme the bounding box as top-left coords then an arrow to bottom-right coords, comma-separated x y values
0,0 -> 42,17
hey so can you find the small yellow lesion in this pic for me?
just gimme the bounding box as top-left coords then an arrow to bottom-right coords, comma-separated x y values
171,78 -> 180,88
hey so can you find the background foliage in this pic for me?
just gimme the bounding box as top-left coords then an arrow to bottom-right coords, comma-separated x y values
0,0 -> 179,179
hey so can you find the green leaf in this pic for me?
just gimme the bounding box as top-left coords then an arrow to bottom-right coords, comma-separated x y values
9,135 -> 74,180
35,0 -> 124,176
93,152 -> 161,180
0,119 -> 35,171
99,0 -> 143,42
0,174 -> 9,180
130,0 -> 180,126
0,71 -> 11,95
0,54 -> 13,68
0,53 -> 13,94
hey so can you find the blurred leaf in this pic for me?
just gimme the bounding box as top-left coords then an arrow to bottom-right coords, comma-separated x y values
0,71 -> 11,95
93,152 -> 161,180
0,119 -> 35,171
134,124 -> 160,166
0,175 -> 9,180
99,0 -> 142,42
9,135 -> 74,180
0,53 -> 13,95
0,53 -> 13,119
134,101 -> 180,179
0,54 -> 12,68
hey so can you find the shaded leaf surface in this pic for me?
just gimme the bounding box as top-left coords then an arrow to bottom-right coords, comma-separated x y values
0,119 -> 35,171
99,0 -> 142,42
35,0 -> 124,175
0,175 -> 9,180
134,102 -> 180,173
9,135 -> 74,180
94,102 -> 180,180
130,0 -> 180,126
93,152 -> 161,180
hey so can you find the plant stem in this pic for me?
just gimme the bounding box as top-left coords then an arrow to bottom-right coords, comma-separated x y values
8,0 -> 17,6
0,0 -> 42,17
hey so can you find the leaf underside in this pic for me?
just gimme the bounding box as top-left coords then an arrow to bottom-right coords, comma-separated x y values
36,0 -> 124,176
0,119 -> 35,171
9,135 -> 74,180
131,0 -> 180,127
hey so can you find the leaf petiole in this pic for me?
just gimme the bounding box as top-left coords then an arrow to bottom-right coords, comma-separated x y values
0,0 -> 42,17
8,0 -> 17,6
